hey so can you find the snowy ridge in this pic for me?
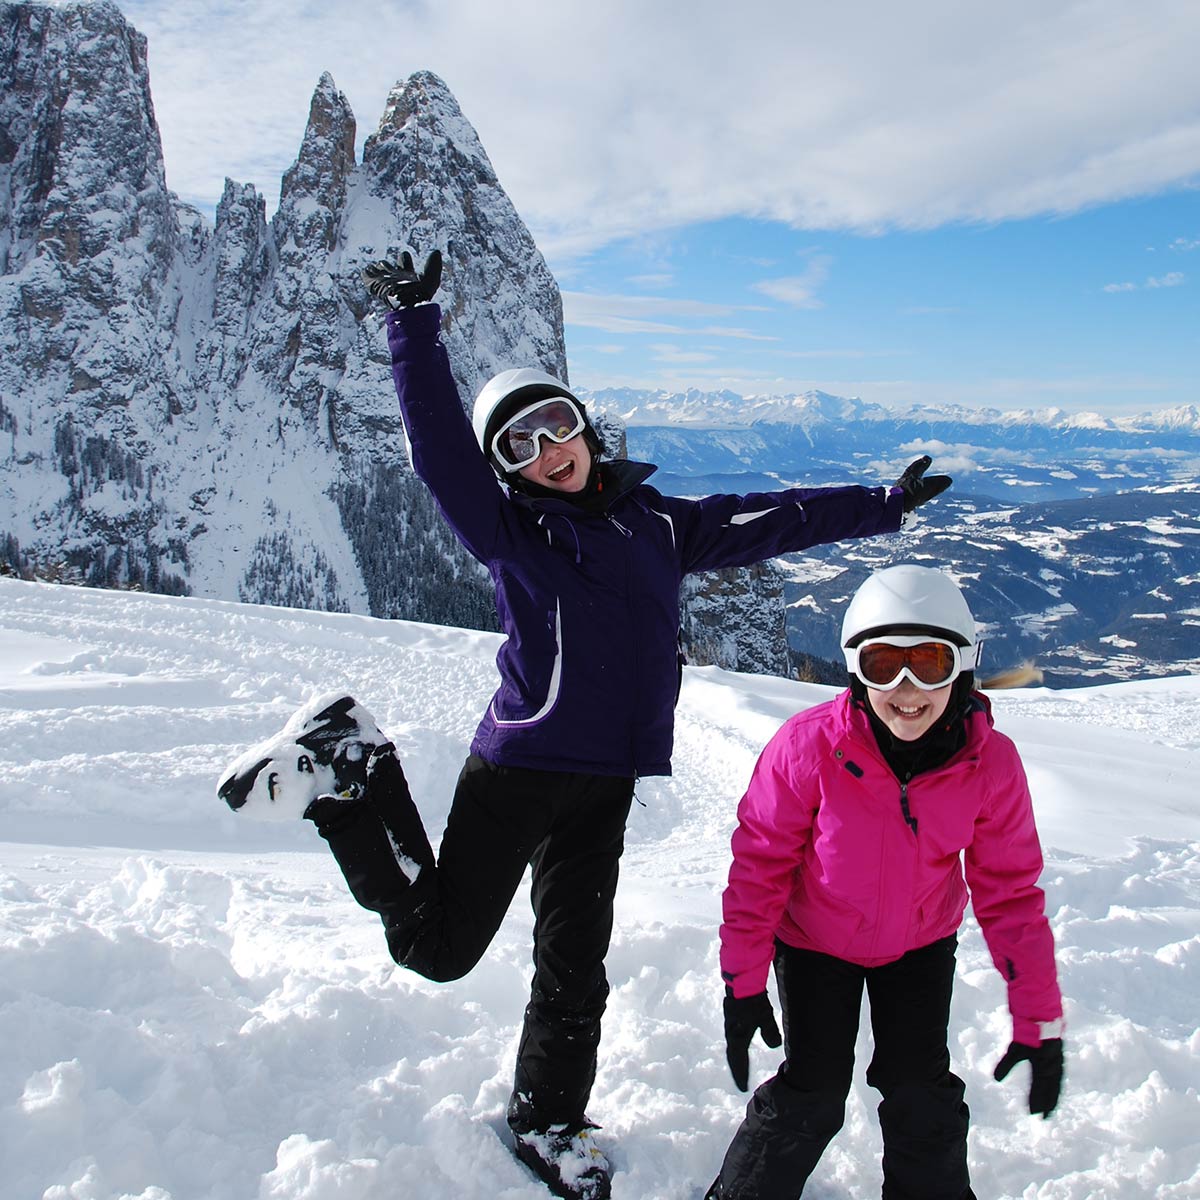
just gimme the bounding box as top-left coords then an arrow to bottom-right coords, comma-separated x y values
0,2 -> 564,623
1,576 -> 1198,1198
583,387 -> 1200,435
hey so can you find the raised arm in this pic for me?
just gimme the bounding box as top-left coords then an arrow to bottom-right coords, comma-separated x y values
365,253 -> 509,563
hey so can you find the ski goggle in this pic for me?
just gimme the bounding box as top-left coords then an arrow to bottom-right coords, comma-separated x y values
490,397 -> 587,472
845,634 -> 979,692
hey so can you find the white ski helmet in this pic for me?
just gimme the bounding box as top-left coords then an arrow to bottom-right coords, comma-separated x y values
841,564 -> 979,668
472,368 -> 584,474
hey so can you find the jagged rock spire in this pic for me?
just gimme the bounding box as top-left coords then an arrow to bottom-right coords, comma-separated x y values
277,71 -> 356,255
1,8 -> 572,627
0,0 -> 173,288
360,69 -> 568,394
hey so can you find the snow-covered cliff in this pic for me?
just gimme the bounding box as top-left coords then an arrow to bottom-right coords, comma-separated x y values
0,1 -> 790,675
0,1 -> 561,629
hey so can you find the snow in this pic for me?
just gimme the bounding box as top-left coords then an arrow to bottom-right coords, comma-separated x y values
1,576 -> 1198,1200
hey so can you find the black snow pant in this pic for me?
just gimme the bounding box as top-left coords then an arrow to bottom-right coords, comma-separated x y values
711,935 -> 974,1200
313,747 -> 635,1132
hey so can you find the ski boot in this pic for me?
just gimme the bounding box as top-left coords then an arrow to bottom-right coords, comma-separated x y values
217,692 -> 387,820
512,1121 -> 612,1200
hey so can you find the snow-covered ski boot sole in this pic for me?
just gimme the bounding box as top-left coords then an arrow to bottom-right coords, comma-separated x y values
217,692 -> 387,821
511,1122 -> 612,1200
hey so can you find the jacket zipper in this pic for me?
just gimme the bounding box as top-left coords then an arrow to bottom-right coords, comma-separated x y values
899,774 -> 918,836
615,511 -> 638,771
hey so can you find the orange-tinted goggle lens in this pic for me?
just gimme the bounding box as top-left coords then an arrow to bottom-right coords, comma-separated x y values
857,640 -> 959,688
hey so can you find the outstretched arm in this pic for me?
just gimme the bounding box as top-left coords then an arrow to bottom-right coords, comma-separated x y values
660,483 -> 901,575
658,456 -> 951,575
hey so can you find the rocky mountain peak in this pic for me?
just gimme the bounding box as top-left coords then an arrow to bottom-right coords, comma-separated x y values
358,68 -> 566,396
0,3 -> 573,621
277,71 -> 356,253
2,0 -> 171,284
368,69 -> 476,155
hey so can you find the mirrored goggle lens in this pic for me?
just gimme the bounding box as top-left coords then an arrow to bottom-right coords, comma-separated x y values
857,640 -> 959,688
493,399 -> 585,469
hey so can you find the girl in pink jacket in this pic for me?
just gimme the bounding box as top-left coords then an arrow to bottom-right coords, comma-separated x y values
705,564 -> 1064,1200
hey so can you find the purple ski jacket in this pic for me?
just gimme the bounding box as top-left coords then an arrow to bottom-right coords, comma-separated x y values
720,690 -> 1064,1044
386,303 -> 906,778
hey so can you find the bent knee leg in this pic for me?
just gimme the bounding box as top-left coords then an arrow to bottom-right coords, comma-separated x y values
381,875 -> 496,982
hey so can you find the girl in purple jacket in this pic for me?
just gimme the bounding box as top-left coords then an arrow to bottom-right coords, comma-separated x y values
706,564 -> 1064,1200
218,252 -> 950,1200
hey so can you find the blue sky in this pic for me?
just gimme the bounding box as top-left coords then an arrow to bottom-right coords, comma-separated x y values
118,0 -> 1200,414
563,196 -> 1198,409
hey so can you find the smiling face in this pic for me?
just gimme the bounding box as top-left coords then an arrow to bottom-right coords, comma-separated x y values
866,676 -> 953,741
516,432 -> 593,492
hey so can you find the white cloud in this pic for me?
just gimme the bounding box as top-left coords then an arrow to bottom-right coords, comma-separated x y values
775,348 -> 890,360
751,256 -> 832,309
1170,237 -> 1200,251
562,292 -> 777,340
121,0 -> 1200,261
649,344 -> 718,364
1104,272 -> 1186,292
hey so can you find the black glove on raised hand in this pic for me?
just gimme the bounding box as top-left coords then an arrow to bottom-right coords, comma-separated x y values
894,454 -> 952,512
993,1038 -> 1064,1118
723,989 -> 782,1092
362,250 -> 442,309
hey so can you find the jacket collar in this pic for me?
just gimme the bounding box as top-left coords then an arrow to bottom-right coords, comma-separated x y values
506,458 -> 658,517
833,688 -> 993,773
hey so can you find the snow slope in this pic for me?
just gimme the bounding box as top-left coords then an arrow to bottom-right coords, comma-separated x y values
0,577 -> 1197,1199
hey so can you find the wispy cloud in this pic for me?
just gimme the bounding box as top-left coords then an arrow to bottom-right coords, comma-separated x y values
1170,237 -> 1200,251
1105,272 -> 1186,292
649,344 -> 718,364
751,256 -> 832,309
122,1 -> 1200,259
776,348 -> 906,360
562,292 -> 777,340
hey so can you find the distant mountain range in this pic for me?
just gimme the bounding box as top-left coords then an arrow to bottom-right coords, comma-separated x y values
779,489 -> 1200,686
582,387 -> 1200,505
580,388 -> 1200,684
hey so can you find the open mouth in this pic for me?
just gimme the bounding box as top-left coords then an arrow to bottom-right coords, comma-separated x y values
547,460 -> 575,482
890,702 -> 928,718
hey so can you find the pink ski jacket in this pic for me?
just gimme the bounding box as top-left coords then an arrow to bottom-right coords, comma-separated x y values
720,691 -> 1063,1044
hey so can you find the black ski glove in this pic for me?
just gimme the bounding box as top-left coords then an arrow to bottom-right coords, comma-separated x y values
362,250 -> 442,308
894,454 -> 952,512
993,1038 -> 1064,1118
723,989 -> 782,1092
